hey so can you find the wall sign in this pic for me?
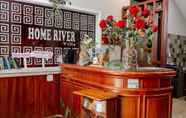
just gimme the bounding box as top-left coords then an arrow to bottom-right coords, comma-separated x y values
0,0 -> 96,66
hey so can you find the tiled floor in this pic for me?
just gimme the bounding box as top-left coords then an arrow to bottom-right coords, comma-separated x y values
173,97 -> 186,118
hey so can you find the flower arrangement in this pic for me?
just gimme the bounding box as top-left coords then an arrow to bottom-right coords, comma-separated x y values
127,5 -> 158,48
99,16 -> 127,45
99,5 -> 158,48
98,5 -> 159,70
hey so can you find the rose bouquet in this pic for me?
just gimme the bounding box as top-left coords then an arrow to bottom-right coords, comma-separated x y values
99,5 -> 158,48
98,5 -> 158,70
126,5 -> 158,48
99,16 -> 127,45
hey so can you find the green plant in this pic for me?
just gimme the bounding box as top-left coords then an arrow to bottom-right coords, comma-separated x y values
60,99 -> 79,118
131,0 -> 138,4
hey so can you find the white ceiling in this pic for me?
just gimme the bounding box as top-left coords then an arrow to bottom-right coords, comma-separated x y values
174,0 -> 186,20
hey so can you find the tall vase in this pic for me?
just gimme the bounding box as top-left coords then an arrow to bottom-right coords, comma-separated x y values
122,38 -> 138,71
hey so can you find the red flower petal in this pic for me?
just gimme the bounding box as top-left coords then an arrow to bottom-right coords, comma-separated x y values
116,20 -> 126,28
135,18 -> 145,29
129,5 -> 140,16
107,15 -> 113,21
152,24 -> 158,32
142,7 -> 150,17
99,19 -> 107,29
101,36 -> 109,44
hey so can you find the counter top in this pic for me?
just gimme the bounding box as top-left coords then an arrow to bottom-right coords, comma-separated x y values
0,67 -> 61,78
62,64 -> 176,79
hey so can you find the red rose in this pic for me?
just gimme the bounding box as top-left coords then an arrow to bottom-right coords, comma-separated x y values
152,24 -> 158,32
116,20 -> 126,28
142,7 -> 150,17
107,15 -> 113,21
101,36 -> 109,44
135,17 -> 145,29
129,5 -> 140,16
99,19 -> 107,29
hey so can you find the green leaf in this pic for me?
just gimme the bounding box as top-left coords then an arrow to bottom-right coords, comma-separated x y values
65,107 -> 70,118
60,99 -> 65,108
76,113 -> 79,118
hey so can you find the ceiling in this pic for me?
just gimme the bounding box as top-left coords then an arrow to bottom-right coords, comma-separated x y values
174,0 -> 186,20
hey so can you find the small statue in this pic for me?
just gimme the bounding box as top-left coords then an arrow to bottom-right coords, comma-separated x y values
97,48 -> 110,66
78,35 -> 95,66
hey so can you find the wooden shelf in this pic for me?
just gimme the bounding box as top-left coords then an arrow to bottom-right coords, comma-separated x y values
73,89 -> 117,101
73,88 -> 118,118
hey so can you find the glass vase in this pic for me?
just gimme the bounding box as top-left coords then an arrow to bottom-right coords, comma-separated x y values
122,39 -> 138,71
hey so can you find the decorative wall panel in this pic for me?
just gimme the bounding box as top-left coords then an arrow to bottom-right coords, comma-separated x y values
167,34 -> 186,68
0,0 -> 96,67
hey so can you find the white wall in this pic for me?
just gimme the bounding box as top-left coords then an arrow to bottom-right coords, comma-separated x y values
168,0 -> 186,36
29,0 -> 130,19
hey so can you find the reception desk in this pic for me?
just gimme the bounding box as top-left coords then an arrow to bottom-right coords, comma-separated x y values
61,64 -> 176,118
0,67 -> 61,118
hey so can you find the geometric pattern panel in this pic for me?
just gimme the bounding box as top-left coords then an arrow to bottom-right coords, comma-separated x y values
0,45 -> 9,55
88,15 -> 95,31
34,6 -> 44,26
45,47 -> 53,65
34,47 -> 43,65
64,11 -> 72,29
167,34 -> 186,68
0,0 -> 9,22
0,23 -> 9,44
11,2 -> 22,24
0,0 -> 96,67
54,9 -> 63,28
72,13 -> 80,30
80,31 -> 87,40
45,8 -> 53,27
11,24 -> 21,44
23,4 -> 33,25
11,46 -> 22,65
54,47 -> 62,64
80,14 -> 87,31
11,46 -> 21,53
23,46 -> 33,65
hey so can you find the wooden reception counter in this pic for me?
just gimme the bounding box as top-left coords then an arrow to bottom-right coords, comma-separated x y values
61,64 -> 176,118
0,67 -> 61,118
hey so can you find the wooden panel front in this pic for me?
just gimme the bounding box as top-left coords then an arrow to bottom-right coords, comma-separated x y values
145,94 -> 171,118
0,75 -> 60,118
120,96 -> 141,118
61,64 -> 176,118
